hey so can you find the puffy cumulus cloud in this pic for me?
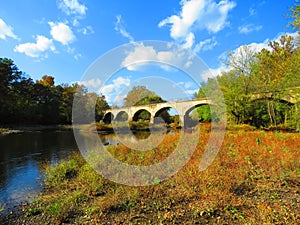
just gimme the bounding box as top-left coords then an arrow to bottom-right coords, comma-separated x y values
114,15 -> 134,43
159,0 -> 205,39
100,77 -> 131,104
121,43 -> 194,71
181,32 -> 195,49
14,35 -> 55,58
238,24 -> 263,34
201,0 -> 236,33
58,0 -> 87,16
49,22 -> 75,45
159,0 -> 236,48
0,18 -> 19,40
121,44 -> 157,70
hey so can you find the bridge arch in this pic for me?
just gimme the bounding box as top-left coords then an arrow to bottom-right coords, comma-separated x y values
132,109 -> 152,122
251,96 -> 295,106
153,107 -> 176,124
184,103 -> 210,116
115,111 -> 129,121
183,103 -> 211,126
103,112 -> 114,124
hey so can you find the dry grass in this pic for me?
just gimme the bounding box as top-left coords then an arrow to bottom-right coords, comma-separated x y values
15,124 -> 300,224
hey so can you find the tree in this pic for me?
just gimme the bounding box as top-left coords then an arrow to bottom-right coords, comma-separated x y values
124,86 -> 165,107
194,78 -> 226,123
226,45 -> 257,95
0,58 -> 26,123
58,84 -> 77,124
36,75 -> 55,87
124,86 -> 172,123
254,35 -> 299,127
33,77 -> 61,124
290,1 -> 300,31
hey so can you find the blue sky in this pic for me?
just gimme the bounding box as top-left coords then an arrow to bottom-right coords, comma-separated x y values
0,0 -> 298,105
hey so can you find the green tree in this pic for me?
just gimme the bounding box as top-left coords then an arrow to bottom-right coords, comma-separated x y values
95,95 -> 110,122
290,1 -> 300,31
33,76 -> 61,124
124,86 -> 172,123
124,86 -> 165,107
194,78 -> 226,123
0,58 -> 28,123
254,35 -> 298,127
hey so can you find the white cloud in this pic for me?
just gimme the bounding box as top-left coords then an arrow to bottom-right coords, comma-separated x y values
115,15 -> 134,43
202,65 -> 228,80
159,0 -> 236,48
194,37 -> 217,52
182,32 -> 195,49
79,78 -> 102,89
203,31 -> 300,80
78,25 -> 94,35
14,35 -> 55,58
58,0 -> 87,16
177,81 -> 195,89
249,7 -> 256,17
238,24 -> 263,34
49,22 -> 75,45
245,32 -> 299,53
74,53 -> 82,60
121,44 -> 157,70
185,88 -> 199,95
100,77 -> 131,104
0,18 -> 19,40
121,43 -> 194,71
114,95 -> 127,105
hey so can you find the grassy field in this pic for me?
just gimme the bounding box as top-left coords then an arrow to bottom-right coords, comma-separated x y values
2,124 -> 299,224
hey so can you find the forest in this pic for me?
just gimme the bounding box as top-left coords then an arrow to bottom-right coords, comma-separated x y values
0,61 -> 109,125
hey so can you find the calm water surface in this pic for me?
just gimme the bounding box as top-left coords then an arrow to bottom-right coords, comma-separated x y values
0,129 -> 176,212
0,129 -> 80,211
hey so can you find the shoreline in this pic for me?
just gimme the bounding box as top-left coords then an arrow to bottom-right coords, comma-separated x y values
0,124 -> 73,135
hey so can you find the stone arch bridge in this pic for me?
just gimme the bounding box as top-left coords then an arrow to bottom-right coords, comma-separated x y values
250,88 -> 300,104
103,98 -> 212,127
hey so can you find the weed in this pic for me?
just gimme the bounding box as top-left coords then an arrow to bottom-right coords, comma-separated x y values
21,127 -> 300,224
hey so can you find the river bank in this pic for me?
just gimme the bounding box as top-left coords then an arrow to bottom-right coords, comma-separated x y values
0,125 -> 73,136
0,125 -> 299,224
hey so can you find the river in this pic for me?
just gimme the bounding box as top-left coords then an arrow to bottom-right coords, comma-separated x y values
0,129 -> 160,212
0,129 -> 79,211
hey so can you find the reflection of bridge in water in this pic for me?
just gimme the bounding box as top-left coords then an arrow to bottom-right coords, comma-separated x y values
103,98 -> 212,127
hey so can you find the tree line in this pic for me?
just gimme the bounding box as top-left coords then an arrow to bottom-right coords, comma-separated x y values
194,3 -> 300,129
195,34 -> 300,129
0,58 -> 109,125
